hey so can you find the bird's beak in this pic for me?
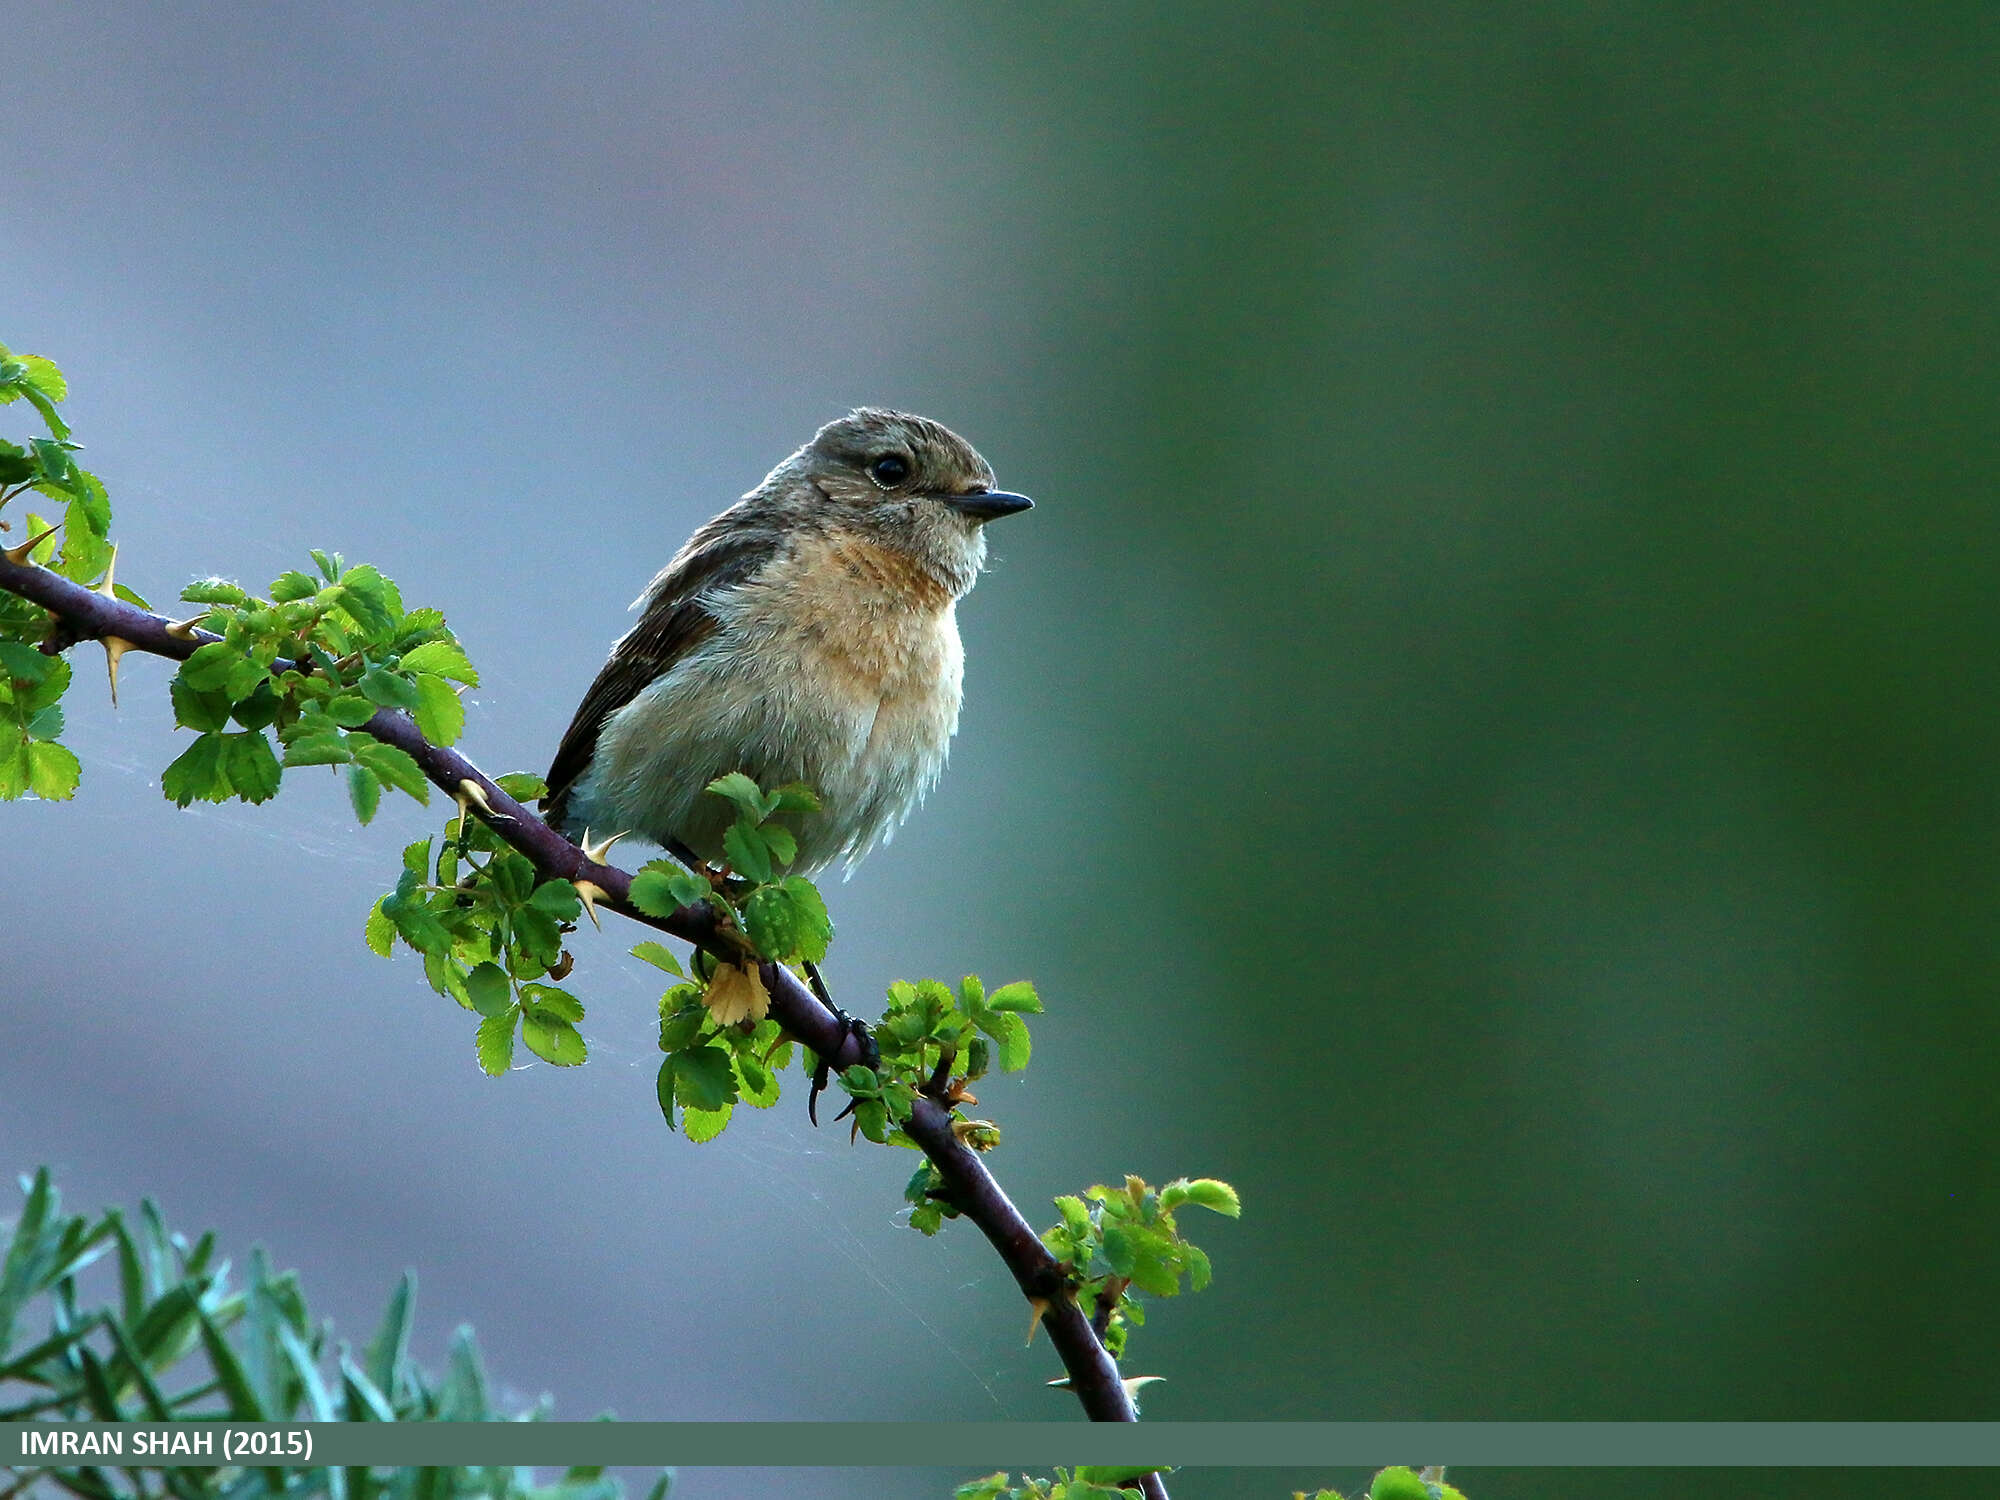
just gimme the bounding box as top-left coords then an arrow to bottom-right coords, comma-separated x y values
939,489 -> 1034,522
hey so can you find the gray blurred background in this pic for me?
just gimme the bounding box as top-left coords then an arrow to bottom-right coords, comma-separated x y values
4,4 -> 1997,1498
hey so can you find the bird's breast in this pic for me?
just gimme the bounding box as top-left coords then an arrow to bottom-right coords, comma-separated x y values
633,528 -> 964,867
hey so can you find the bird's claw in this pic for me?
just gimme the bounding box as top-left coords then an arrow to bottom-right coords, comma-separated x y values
806,1006 -> 878,1128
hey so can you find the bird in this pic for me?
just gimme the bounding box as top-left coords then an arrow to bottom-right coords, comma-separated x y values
541,408 -> 1032,879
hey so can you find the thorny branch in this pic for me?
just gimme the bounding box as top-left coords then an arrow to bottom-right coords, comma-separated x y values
0,552 -> 1169,1488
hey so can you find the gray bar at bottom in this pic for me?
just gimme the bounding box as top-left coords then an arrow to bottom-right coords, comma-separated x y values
4,1422 -> 1999,1468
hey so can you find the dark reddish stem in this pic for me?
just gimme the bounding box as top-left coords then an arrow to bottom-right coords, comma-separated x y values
1,554 -> 1163,1464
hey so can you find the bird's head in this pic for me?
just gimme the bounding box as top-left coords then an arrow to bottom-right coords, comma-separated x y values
755,409 -> 1032,592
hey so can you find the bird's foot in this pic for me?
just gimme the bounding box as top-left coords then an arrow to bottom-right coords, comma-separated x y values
807,999 -> 880,1128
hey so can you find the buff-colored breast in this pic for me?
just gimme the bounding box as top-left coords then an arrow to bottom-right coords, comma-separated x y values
578,528 -> 965,873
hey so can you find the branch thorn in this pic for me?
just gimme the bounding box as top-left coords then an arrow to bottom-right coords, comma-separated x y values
2,525 -> 58,566
580,827 -> 629,866
457,777 -> 511,822
573,879 -> 607,930
101,635 -> 135,706
94,544 -> 118,600
1024,1296 -> 1049,1346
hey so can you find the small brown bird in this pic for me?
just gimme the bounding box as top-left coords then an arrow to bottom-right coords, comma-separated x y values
542,409 -> 1031,876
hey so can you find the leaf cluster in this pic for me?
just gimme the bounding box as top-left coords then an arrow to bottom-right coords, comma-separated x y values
1039,1176 -> 1240,1359
0,639 -> 79,801
2,1168 -> 669,1500
953,1471 -> 1161,1500
627,773 -> 832,966
1297,1470 -> 1467,1500
164,552 -> 476,820
0,345 -> 142,805
366,778 -> 589,1075
648,942 -> 795,1142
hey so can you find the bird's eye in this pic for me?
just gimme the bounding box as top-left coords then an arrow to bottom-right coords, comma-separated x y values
869,453 -> 911,487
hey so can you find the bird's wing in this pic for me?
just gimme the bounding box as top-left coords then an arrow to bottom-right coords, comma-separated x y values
542,522 -> 780,831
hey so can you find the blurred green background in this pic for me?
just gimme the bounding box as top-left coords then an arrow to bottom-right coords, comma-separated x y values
4,4 -> 1996,1497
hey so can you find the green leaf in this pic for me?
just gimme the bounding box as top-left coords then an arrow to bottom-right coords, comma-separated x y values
17,653 -> 68,711
346,763 -> 382,823
269,570 -> 319,603
682,1102 -> 733,1143
522,1012 -> 587,1066
15,354 -> 66,402
411,673 -> 464,745
1054,1195 -> 1091,1239
987,980 -> 1043,1014
1166,1178 -> 1241,1218
168,676 -> 232,732
18,511 -> 56,564
631,865 -> 711,918
673,1045 -> 737,1112
283,730 -> 353,767
222,652 -> 270,701
0,640 -> 51,683
488,852 -> 536,904
399,639 -> 479,685
1185,1243 -> 1212,1292
524,984 -> 584,1023
705,771 -> 772,821
981,1009 -> 1031,1073
67,472 -> 110,537
179,640 -> 245,692
735,1052 -> 780,1108
327,694 -> 378,727
741,876 -> 833,963
770,782 -> 821,814
759,821 -> 797,866
1,745 -> 31,801
475,1010 -> 517,1075
353,738 -> 429,803
161,733 -> 229,805
364,897 -> 396,958
528,879 -> 582,922
180,577 -> 249,606
722,821 -> 773,883
513,904 -> 563,963
657,995 -> 706,1052
1369,1469 -> 1430,1500
25,741 -> 78,800
332,564 -> 400,637
1125,1236 -> 1180,1298
57,515 -> 111,586
1101,1223 -> 1136,1277
655,1058 -> 679,1128
24,703 -> 63,741
357,664 -> 420,709
222,731 -> 282,803
30,435 -> 77,485
853,1098 -> 889,1143
228,679 -> 281,730
464,962 -> 514,1018
363,1268 -> 417,1405
630,941 -> 685,977
494,771 -> 547,801
340,1352 -> 399,1421
953,1475 -> 1013,1500
196,1305 -> 267,1420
